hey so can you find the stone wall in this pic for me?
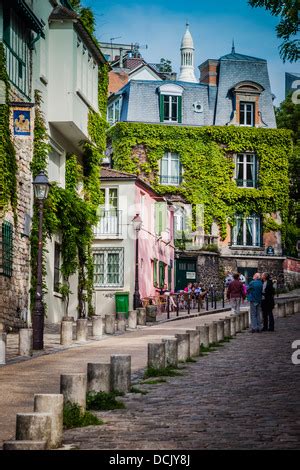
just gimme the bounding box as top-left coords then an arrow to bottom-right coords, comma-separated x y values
220,256 -> 285,285
197,252 -> 223,290
0,94 -> 33,330
283,257 -> 300,290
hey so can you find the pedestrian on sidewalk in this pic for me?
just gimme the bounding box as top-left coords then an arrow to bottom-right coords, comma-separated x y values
261,272 -> 275,332
227,273 -> 245,313
247,273 -> 263,333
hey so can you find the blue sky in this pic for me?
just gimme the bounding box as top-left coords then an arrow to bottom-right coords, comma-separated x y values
83,0 -> 299,104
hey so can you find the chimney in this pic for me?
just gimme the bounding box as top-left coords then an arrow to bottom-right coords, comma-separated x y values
199,59 -> 219,86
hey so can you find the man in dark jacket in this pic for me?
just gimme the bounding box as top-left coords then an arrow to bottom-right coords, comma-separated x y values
227,273 -> 245,313
247,273 -> 263,332
261,272 -> 275,332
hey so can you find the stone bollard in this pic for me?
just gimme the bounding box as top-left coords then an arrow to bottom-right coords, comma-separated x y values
244,309 -> 250,328
209,322 -> 218,345
128,310 -> 137,329
117,314 -> 126,332
175,333 -> 190,362
3,441 -> 47,450
146,305 -> 157,323
92,316 -> 103,337
294,299 -> 300,314
240,312 -> 245,330
0,332 -> 7,365
196,325 -> 210,349
76,318 -> 88,342
19,328 -> 33,356
87,363 -> 111,393
60,319 -> 73,346
186,330 -> 200,357
235,314 -> 241,333
230,315 -> 236,336
105,315 -> 116,335
286,301 -> 295,316
224,318 -> 231,338
216,320 -> 224,342
148,343 -> 165,370
162,338 -> 178,368
60,373 -> 87,412
277,303 -> 286,318
34,394 -> 64,449
110,355 -> 131,393
136,308 -> 146,326
15,413 -> 52,448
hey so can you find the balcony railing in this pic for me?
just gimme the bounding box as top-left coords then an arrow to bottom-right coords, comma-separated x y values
160,175 -> 183,186
94,210 -> 122,237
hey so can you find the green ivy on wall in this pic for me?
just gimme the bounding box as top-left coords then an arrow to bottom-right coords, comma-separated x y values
108,122 -> 292,240
30,61 -> 108,317
0,43 -> 17,220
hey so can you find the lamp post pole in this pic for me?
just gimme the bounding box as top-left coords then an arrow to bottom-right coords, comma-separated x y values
32,171 -> 50,350
32,199 -> 45,350
132,214 -> 142,310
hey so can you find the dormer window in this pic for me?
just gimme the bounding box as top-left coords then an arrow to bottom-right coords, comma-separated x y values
107,97 -> 122,125
230,81 -> 264,128
240,102 -> 255,127
158,84 -> 183,124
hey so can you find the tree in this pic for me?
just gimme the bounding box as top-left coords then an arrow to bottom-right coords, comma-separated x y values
248,0 -> 299,62
159,58 -> 172,73
276,94 -> 300,256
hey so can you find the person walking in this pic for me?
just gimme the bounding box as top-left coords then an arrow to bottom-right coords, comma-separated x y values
261,272 -> 275,332
247,273 -> 263,333
227,273 -> 245,314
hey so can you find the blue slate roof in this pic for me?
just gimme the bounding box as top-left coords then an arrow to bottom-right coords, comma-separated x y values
109,49 -> 276,129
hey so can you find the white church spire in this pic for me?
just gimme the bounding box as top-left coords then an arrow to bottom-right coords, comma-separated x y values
178,22 -> 197,83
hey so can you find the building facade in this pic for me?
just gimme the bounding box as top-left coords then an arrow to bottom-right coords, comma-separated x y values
0,0 -> 107,328
93,168 -> 175,315
106,25 -> 292,289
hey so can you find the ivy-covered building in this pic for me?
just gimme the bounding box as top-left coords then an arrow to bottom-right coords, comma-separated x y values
0,0 -> 107,328
106,24 -> 292,289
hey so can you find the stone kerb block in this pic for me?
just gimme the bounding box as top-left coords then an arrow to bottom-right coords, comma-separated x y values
235,314 -> 241,333
0,332 -> 7,365
294,299 -> 300,314
60,373 -> 87,412
92,316 -> 103,337
196,325 -> 210,348
76,318 -> 88,342
110,355 -> 131,393
34,394 -> 64,449
128,310 -> 137,329
87,363 -> 111,393
286,301 -> 295,316
186,330 -> 200,357
216,321 -> 224,342
19,328 -> 33,356
3,440 -> 47,450
162,338 -> 178,368
60,319 -> 73,346
209,322 -> 218,345
224,318 -> 231,338
277,303 -> 286,318
148,343 -> 166,370
15,413 -> 52,449
105,315 -> 116,335
136,308 -> 146,326
175,333 -> 190,362
230,315 -> 236,336
117,316 -> 126,332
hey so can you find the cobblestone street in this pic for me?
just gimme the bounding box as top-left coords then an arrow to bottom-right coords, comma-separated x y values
64,314 -> 300,450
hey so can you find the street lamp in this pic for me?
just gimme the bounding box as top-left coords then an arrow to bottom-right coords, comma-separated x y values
132,213 -> 142,310
32,171 -> 50,350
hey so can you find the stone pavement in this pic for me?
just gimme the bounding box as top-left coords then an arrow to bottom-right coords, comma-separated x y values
63,314 -> 300,450
0,310 -> 231,448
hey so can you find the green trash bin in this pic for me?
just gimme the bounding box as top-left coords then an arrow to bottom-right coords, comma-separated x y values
115,292 -> 129,319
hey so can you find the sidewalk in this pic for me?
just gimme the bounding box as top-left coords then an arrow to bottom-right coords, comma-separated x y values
0,309 -> 231,448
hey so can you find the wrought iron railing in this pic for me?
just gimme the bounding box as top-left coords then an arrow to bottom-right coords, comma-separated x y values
160,175 -> 183,185
94,210 -> 122,236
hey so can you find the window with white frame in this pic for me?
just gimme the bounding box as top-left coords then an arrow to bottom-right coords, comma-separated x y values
235,153 -> 258,188
76,35 -> 98,109
232,215 -> 261,247
95,188 -> 120,236
93,248 -> 124,287
159,153 -> 182,185
158,83 -> 183,124
239,102 -> 255,127
107,98 -> 122,125
48,145 -> 65,187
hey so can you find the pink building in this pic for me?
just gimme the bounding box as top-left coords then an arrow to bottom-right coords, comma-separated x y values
93,168 -> 175,315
